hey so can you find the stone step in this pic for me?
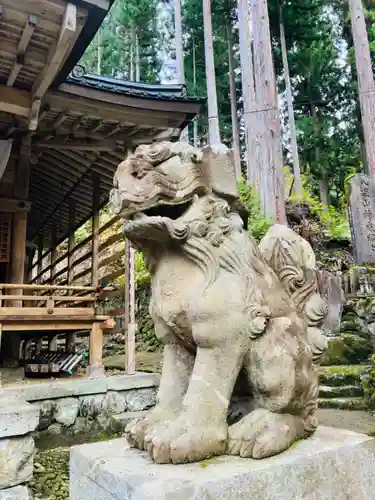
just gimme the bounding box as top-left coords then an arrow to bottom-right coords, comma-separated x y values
319,385 -> 364,398
318,365 -> 366,387
317,397 -> 367,411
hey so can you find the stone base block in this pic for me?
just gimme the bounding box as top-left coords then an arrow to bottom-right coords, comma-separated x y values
0,486 -> 30,499
0,436 -> 34,489
70,427 -> 375,500
0,396 -> 39,438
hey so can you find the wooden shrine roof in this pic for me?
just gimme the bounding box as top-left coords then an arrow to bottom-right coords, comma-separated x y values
26,76 -> 203,247
0,0 -> 204,249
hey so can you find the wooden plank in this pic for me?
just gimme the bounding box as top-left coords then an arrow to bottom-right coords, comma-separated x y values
0,295 -> 96,302
0,85 -> 31,117
91,172 -> 100,287
99,250 -> 124,270
0,307 -> 95,317
0,198 -> 31,212
124,239 -> 136,375
99,232 -> 123,252
50,219 -> 58,284
32,3 -> 77,99
3,322 -> 93,331
0,283 -> 96,291
100,267 -> 124,284
7,14 -> 37,87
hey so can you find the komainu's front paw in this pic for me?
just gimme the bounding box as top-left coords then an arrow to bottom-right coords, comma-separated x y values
144,417 -> 227,464
227,408 -> 306,459
125,408 -> 176,451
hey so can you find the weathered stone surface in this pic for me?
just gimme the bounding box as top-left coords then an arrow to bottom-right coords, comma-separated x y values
125,388 -> 156,412
106,373 -> 159,392
0,396 -> 39,438
79,395 -> 104,419
110,142 -> 337,464
71,417 -> 94,435
34,400 -> 56,431
316,269 -> 345,336
102,391 -> 126,414
348,173 -> 375,265
70,427 -> 375,500
46,423 -> 64,435
110,411 -> 149,433
0,436 -> 34,489
55,397 -> 79,427
0,486 -> 31,499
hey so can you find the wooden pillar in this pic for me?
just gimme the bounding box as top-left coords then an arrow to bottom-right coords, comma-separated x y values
3,136 -> 30,366
124,239 -> 136,374
91,173 -> 100,288
50,220 -> 57,284
67,201 -> 76,353
37,235 -> 43,284
87,174 -> 103,377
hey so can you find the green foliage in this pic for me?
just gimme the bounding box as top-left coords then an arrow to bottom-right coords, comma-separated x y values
135,252 -> 150,286
361,356 -> 375,410
237,179 -> 273,241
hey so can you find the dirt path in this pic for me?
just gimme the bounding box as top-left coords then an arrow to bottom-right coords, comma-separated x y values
317,409 -> 375,435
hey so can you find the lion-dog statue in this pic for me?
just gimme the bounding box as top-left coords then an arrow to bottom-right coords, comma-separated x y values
110,141 -> 330,465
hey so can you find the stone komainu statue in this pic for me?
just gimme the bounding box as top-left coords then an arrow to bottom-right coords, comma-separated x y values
110,142 -> 329,465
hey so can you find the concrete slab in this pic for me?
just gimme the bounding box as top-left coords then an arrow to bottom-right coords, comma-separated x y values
2,372 -> 159,402
0,436 -> 34,489
70,427 -> 375,500
0,486 -> 30,499
0,396 -> 39,438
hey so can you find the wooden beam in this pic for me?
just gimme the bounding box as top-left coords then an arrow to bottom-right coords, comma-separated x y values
7,14 -> 37,87
34,137 -> 125,151
29,98 -> 41,131
50,220 -> 57,285
0,86 -> 31,118
0,198 -> 31,213
32,3 -> 77,100
68,201 -> 76,286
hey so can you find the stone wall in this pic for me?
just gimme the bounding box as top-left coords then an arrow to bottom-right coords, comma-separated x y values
3,373 -> 158,440
0,373 -> 159,499
0,395 -> 39,499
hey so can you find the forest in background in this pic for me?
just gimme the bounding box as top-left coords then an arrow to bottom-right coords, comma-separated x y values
78,0 -> 375,239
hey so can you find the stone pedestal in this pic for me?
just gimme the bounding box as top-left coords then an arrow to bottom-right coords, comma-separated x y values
0,395 -> 38,496
70,427 -> 375,500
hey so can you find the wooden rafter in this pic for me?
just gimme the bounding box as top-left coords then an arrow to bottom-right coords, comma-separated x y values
7,14 -> 37,87
32,3 -> 77,100
34,137 -> 126,151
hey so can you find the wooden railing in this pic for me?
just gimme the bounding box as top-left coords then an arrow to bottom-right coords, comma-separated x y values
29,215 -> 124,288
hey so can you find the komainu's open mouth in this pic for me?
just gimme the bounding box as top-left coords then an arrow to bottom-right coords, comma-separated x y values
133,199 -> 192,221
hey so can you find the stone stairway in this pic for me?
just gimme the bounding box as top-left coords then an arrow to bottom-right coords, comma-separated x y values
318,365 -> 367,410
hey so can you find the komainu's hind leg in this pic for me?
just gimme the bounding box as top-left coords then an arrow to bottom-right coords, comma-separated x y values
227,316 -> 319,459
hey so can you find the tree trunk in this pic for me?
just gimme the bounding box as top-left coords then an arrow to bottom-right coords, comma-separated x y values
279,3 -> 302,198
226,22 -> 241,180
135,32 -> 140,82
319,174 -> 329,208
203,0 -> 221,145
193,34 -> 199,147
97,28 -> 102,75
237,0 -> 258,185
130,27 -> 135,81
175,0 -> 188,142
349,0 -> 375,183
251,0 -> 286,224
311,104 -> 328,209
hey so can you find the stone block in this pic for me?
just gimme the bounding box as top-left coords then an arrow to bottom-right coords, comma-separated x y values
124,388 -> 156,412
0,396 -> 39,438
55,397 -> 79,427
110,411 -> 148,433
0,486 -> 31,499
70,427 -> 375,500
106,373 -> 159,392
0,436 -> 34,489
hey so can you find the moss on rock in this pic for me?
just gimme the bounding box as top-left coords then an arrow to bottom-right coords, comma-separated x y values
321,334 -> 372,366
319,365 -> 366,386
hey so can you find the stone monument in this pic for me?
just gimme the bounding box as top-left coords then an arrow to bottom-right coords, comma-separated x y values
348,173 -> 375,265
69,142 -> 375,500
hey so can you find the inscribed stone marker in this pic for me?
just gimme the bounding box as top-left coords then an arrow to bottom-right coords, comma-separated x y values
348,173 -> 375,264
